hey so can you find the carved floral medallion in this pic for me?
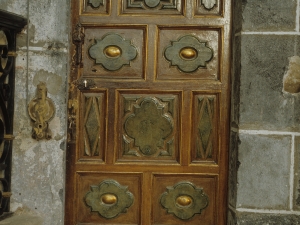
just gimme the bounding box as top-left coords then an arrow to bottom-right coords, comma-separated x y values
88,0 -> 104,8
124,97 -> 173,156
160,181 -> 209,220
164,35 -> 213,73
201,0 -> 217,10
85,179 -> 134,219
89,33 -> 137,71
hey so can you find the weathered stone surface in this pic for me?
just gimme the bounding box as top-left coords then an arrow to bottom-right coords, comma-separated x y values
11,50 -> 67,224
283,56 -> 300,93
237,212 -> 300,225
242,0 -> 297,31
228,208 -> 237,225
0,207 -> 43,224
231,35 -> 241,125
240,35 -> 300,131
28,1 -> 69,46
232,0 -> 242,34
0,215 -> 43,225
0,0 -> 27,17
295,136 -> 300,210
237,134 -> 291,210
228,131 -> 239,208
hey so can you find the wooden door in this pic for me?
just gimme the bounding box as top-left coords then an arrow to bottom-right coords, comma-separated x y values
66,1 -> 231,224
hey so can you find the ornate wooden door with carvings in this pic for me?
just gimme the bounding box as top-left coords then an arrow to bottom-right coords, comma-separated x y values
66,0 -> 231,224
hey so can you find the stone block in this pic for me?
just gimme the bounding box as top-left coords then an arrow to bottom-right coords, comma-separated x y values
240,35 -> 300,131
295,136 -> 300,210
242,0 -> 297,31
237,134 -> 291,210
237,212 -> 300,225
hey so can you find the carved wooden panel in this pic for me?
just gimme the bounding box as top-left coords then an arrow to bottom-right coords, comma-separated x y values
152,174 -> 217,225
77,172 -> 142,224
194,0 -> 223,16
191,93 -> 219,163
81,0 -> 110,15
68,0 -> 232,224
79,91 -> 106,161
121,0 -> 184,15
157,27 -> 221,80
116,91 -> 181,163
83,26 -> 146,79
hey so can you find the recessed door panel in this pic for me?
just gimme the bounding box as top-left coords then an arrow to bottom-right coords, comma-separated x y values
77,172 -> 142,224
83,26 -> 147,79
152,174 -> 217,225
116,90 -> 181,163
156,27 -> 221,80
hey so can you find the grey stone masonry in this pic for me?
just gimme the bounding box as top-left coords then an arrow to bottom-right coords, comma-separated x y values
240,35 -> 300,131
242,0 -> 297,31
237,212 -> 300,225
236,0 -> 300,224
237,134 -> 291,210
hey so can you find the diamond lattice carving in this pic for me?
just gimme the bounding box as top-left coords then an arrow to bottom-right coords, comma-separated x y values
84,96 -> 101,156
196,96 -> 215,159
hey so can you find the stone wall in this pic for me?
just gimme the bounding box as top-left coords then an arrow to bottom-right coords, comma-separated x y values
0,0 -> 68,224
0,0 -> 300,225
233,0 -> 300,224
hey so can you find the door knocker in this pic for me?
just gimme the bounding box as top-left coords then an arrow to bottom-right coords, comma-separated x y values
28,82 -> 55,140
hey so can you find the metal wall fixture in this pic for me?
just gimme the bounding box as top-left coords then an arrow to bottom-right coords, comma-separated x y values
28,82 -> 55,140
0,9 -> 27,216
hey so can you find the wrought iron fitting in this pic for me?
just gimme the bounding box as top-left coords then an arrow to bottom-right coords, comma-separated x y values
73,78 -> 96,90
72,23 -> 85,67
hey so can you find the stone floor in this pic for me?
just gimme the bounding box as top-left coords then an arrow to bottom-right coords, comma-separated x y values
0,215 -> 43,225
0,208 -> 43,225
